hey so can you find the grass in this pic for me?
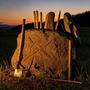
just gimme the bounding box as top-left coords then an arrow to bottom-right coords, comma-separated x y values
78,27 -> 90,78
0,30 -> 20,68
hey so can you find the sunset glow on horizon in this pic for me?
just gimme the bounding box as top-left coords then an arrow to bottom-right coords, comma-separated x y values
0,0 -> 90,25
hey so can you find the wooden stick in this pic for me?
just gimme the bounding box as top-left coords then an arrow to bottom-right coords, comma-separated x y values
33,11 -> 36,28
40,12 -> 42,29
48,78 -> 82,84
68,40 -> 71,80
55,11 -> 61,31
16,18 -> 26,69
35,10 -> 39,29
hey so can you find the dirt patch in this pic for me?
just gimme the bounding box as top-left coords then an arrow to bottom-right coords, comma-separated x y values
0,68 -> 90,90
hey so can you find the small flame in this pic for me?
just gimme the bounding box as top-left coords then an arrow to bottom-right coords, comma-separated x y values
14,69 -> 22,77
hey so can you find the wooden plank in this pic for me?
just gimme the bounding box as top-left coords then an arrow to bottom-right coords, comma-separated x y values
35,11 -> 39,29
68,40 -> 71,80
14,18 -> 26,77
16,18 -> 26,69
33,11 -> 36,28
48,78 -> 82,84
44,12 -> 55,30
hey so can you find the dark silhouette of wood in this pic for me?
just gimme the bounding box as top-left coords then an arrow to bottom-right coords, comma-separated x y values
40,12 -> 42,29
33,11 -> 36,28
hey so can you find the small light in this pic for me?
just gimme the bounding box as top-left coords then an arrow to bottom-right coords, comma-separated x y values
14,69 -> 22,77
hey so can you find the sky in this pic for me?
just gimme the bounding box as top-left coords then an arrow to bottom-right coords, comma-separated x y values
0,0 -> 90,25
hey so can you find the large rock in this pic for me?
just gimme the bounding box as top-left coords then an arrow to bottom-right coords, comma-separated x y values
11,30 -> 69,79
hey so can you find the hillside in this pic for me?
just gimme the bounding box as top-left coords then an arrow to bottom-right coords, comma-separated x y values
73,11 -> 90,27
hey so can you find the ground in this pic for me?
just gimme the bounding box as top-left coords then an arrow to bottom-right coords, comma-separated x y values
0,68 -> 90,90
0,67 -> 90,90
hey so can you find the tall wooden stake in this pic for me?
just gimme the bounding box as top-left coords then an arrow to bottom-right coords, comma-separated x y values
55,11 -> 61,31
33,11 -> 36,28
14,18 -> 25,77
16,18 -> 26,69
40,12 -> 42,29
35,10 -> 39,29
68,40 -> 71,80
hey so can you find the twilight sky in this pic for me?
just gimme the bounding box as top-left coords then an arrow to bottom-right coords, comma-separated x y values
0,0 -> 90,25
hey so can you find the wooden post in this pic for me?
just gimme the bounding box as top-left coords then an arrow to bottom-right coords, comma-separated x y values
68,40 -> 71,80
40,12 -> 42,29
33,11 -> 36,28
55,11 -> 61,31
44,12 -> 55,30
14,18 -> 25,77
35,10 -> 39,29
16,18 -> 26,69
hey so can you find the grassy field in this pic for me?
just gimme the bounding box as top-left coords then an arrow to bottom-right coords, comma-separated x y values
0,27 -> 90,89
78,27 -> 90,78
0,30 -> 20,68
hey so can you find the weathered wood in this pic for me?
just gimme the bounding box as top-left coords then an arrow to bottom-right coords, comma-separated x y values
68,40 -> 71,80
48,78 -> 82,84
14,18 -> 26,77
63,13 -> 71,33
33,11 -> 36,28
55,11 -> 61,31
16,18 -> 26,69
35,11 -> 39,29
44,12 -> 55,31
40,12 -> 42,29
